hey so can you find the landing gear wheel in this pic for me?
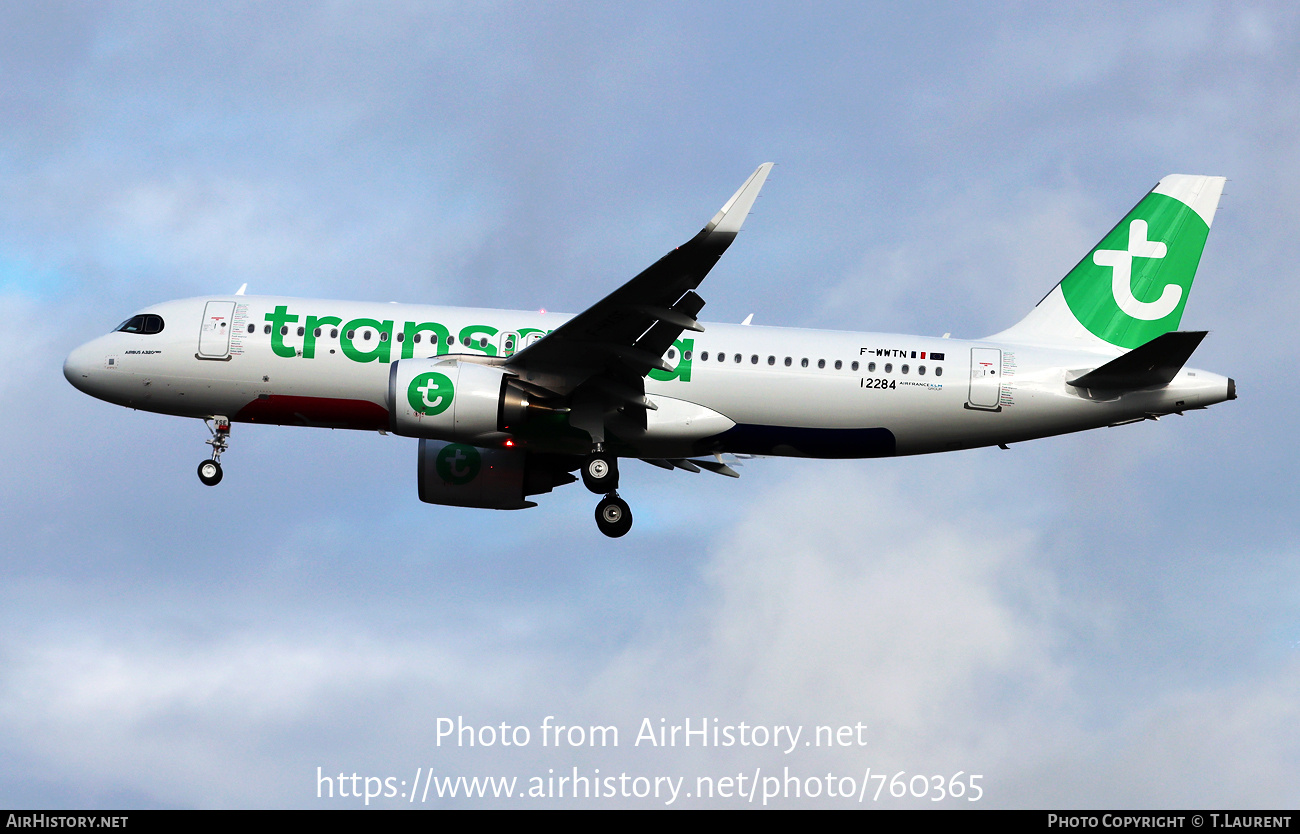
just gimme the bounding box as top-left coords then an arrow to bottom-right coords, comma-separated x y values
199,416 -> 231,486
197,459 -> 223,486
595,494 -> 633,538
582,453 -> 619,493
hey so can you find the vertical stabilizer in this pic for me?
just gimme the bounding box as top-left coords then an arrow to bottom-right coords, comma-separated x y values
988,175 -> 1225,351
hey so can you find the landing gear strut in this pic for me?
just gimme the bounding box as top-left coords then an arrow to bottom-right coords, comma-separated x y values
584,448 -> 630,536
595,493 -> 633,538
198,416 -> 230,487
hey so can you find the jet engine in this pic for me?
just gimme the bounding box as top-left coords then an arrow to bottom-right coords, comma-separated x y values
388,358 -> 539,442
417,439 -> 576,510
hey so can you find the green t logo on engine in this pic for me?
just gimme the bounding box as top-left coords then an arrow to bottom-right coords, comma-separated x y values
435,443 -> 481,484
407,372 -> 454,415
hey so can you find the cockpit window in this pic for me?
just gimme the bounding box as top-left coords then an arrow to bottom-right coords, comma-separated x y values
115,314 -> 165,335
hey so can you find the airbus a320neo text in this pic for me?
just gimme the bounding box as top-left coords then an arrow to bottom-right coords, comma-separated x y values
65,165 -> 1235,536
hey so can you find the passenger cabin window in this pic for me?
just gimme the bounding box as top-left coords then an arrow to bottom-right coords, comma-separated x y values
115,314 -> 165,335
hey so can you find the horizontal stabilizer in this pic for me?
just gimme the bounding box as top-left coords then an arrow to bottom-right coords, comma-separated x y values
1067,330 -> 1208,390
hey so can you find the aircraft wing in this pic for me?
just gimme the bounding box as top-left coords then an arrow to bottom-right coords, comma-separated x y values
505,164 -> 773,399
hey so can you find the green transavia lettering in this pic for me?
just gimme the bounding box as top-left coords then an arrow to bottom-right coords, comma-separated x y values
261,305 -> 693,379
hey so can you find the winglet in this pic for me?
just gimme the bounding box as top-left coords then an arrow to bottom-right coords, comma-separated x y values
703,163 -> 773,236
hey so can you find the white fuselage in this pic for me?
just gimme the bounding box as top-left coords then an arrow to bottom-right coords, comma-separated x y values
64,295 -> 1234,459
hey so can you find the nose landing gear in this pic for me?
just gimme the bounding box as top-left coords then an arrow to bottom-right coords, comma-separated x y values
198,416 -> 230,486
595,493 -> 632,538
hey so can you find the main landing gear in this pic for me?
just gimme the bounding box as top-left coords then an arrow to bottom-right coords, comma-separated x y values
198,416 -> 230,487
584,449 -> 631,537
595,493 -> 632,538
581,450 -> 619,493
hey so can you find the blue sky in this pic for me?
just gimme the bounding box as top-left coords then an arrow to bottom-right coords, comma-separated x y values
1,1 -> 1297,808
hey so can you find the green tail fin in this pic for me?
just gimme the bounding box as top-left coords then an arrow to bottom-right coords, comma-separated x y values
993,175 -> 1225,351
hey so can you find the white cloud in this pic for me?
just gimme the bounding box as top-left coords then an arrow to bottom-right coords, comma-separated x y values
2,458 -> 1294,808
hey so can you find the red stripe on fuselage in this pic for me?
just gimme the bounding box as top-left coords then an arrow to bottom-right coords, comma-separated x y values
234,395 -> 388,430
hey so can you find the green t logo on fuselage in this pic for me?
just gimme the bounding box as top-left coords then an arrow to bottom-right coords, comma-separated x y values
435,443 -> 481,485
1061,191 -> 1210,349
408,372 -> 454,416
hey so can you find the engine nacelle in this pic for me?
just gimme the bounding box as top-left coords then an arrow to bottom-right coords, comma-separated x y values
416,439 -> 577,510
388,358 -> 532,442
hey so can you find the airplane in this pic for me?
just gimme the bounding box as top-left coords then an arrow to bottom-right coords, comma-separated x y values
64,165 -> 1235,537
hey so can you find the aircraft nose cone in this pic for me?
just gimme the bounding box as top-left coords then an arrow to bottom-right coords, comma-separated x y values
64,341 -> 98,393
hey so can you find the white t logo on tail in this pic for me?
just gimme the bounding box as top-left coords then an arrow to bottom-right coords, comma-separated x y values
1095,218 -> 1180,320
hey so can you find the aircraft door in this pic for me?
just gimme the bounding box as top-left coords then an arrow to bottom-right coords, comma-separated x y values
967,347 -> 1002,411
198,301 -> 236,359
